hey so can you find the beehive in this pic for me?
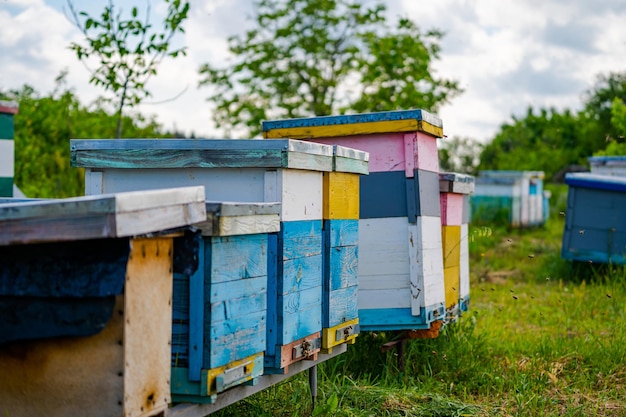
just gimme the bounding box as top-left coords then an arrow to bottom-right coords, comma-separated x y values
71,139 -> 334,373
0,187 -> 206,417
439,172 -> 474,320
0,101 -> 17,197
171,202 -> 280,403
589,156 -> 626,177
562,173 -> 626,265
262,109 -> 446,331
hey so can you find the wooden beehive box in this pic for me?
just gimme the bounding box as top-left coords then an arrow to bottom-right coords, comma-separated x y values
589,156 -> 626,177
0,100 -> 17,197
71,139 -> 334,373
562,173 -> 626,265
472,170 -> 546,227
262,109 -> 446,332
439,172 -> 474,320
171,202 -> 280,403
0,187 -> 206,417
321,145 -> 368,353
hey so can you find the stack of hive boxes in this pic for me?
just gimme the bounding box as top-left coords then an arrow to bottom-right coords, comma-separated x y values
262,109 -> 446,332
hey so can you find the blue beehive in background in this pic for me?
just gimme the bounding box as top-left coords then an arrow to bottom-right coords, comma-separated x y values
562,173 -> 626,265
589,156 -> 626,177
471,170 -> 547,227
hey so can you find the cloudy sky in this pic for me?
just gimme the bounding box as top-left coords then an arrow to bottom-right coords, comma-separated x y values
1,0 -> 625,142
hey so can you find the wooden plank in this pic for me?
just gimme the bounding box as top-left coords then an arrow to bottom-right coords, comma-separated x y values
439,172 -> 475,194
0,139 -> 14,177
0,177 -> 12,197
280,169 -> 324,221
200,213 -> 280,238
167,345 -> 348,417
327,285 -> 359,327
441,225 -> 461,268
208,310 -> 266,369
123,237 -> 173,417
0,187 -> 206,245
407,132 -> 440,174
409,217 -> 445,316
280,288 -> 323,343
0,113 -> 14,139
323,171 -> 360,219
440,193 -> 464,226
459,223 -> 470,307
326,219 -> 359,248
407,169 -> 441,220
360,171 -> 408,218
358,308 -> 434,331
209,235 -> 268,283
189,238 -> 205,381
327,245 -> 358,291
444,265 -> 460,310
333,145 -> 369,175
358,288 -> 411,309
209,275 -> 267,304
261,109 -> 443,138
357,217 -> 409,286
71,139 -> 333,171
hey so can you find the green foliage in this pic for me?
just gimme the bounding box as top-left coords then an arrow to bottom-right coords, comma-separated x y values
478,107 -> 587,180
438,136 -> 483,175
1,81 -> 171,198
199,0 -> 461,137
582,71 -> 626,141
68,0 -> 189,137
594,97 -> 626,156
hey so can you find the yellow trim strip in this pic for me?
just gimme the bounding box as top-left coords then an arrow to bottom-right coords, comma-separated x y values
263,120 -> 443,139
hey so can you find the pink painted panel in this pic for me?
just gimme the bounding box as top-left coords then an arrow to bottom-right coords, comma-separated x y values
307,133 -> 406,174
414,132 -> 440,173
440,193 -> 464,226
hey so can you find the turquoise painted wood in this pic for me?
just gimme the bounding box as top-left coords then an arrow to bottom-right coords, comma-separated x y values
472,170 -> 546,227
265,220 -> 323,370
562,173 -> 626,265
323,220 -> 358,328
71,139 -> 332,172
358,307 -> 444,331
0,101 -> 17,197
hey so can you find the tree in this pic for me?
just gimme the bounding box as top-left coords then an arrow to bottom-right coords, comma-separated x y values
594,97 -> 626,156
199,0 -> 461,137
438,136 -> 483,175
1,81 -> 174,198
582,71 -> 626,142
478,107 -> 586,180
68,0 -> 189,138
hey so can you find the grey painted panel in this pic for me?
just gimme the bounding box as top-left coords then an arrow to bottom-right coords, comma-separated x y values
407,169 -> 441,220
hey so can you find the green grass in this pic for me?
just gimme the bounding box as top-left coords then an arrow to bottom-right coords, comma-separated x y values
214,186 -> 626,416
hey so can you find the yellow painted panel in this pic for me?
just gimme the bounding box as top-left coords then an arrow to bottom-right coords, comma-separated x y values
205,352 -> 263,396
323,172 -> 360,219
441,225 -> 461,269
263,120 -> 443,139
321,318 -> 359,353
444,265 -> 461,309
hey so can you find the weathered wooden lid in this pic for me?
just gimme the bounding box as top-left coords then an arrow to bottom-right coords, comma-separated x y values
70,139 -> 334,172
0,186 -> 206,245
198,201 -> 281,236
439,172 -> 475,194
588,156 -> 626,166
565,172 -> 626,192
261,109 -> 443,139
333,145 -> 369,174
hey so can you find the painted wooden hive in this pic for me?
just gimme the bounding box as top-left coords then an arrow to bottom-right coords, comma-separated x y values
439,172 -> 474,321
320,145 -> 369,353
562,173 -> 626,265
471,170 -> 546,227
171,201 -> 280,403
0,100 -> 17,197
71,138 -> 334,373
589,156 -> 626,177
262,109 -> 447,332
0,187 -> 206,417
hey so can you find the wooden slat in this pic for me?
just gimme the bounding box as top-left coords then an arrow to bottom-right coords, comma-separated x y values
359,171 -> 408,219
332,145 -> 369,174
323,172 -> 360,219
0,187 -> 206,245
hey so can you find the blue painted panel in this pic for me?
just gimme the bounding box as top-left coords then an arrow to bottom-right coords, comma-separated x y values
266,233 -> 279,357
358,303 -> 446,331
188,238 -> 205,381
0,238 -> 129,297
327,285 -> 358,328
529,183 -> 538,195
360,171 -> 408,219
327,246 -> 358,291
325,219 -> 358,247
209,275 -> 267,304
209,234 -> 268,283
281,220 -> 323,260
0,296 -> 114,344
562,228 -> 626,263
280,298 -> 322,343
172,273 -> 190,368
261,109 -> 441,131
208,310 -> 267,368
565,173 -> 626,193
210,291 -> 266,322
280,255 -> 323,295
